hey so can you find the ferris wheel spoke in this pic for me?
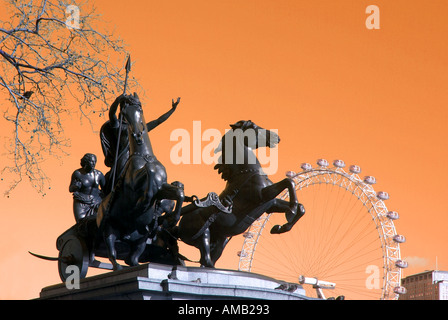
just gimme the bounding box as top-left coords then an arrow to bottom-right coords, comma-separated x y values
305,191 -> 368,274
322,220 -> 378,267
321,210 -> 375,267
317,230 -> 382,278
323,254 -> 384,280
252,237 -> 302,277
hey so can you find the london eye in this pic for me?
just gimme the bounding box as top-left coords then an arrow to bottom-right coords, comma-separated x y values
237,159 -> 407,300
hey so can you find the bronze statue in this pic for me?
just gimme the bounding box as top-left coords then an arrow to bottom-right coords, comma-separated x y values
96,93 -> 185,270
30,56 -> 306,282
69,153 -> 106,223
100,95 -> 180,195
30,118 -> 306,280
177,120 -> 305,268
149,181 -> 194,263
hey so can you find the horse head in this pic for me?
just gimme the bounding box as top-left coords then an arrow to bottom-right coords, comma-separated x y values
214,120 -> 280,180
217,120 -> 280,153
119,93 -> 153,155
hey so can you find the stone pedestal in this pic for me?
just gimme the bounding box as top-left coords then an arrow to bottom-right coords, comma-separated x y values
38,263 -> 312,300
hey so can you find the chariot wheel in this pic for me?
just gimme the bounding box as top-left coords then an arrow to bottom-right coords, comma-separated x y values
237,159 -> 407,300
58,235 -> 90,283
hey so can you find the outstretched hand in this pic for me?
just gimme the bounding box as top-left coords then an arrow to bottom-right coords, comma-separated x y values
172,97 -> 181,109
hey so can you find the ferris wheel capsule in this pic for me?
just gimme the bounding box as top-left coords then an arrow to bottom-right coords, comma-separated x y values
333,160 -> 346,168
237,250 -> 248,258
387,211 -> 399,220
364,176 -> 376,185
285,171 -> 296,178
394,286 -> 407,295
393,235 -> 406,243
349,165 -> 361,174
301,163 -> 312,171
395,260 -> 408,269
317,159 -> 329,167
243,232 -> 254,239
377,191 -> 390,200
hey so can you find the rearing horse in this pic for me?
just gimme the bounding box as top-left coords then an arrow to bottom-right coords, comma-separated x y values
177,120 -> 305,268
96,93 -> 184,270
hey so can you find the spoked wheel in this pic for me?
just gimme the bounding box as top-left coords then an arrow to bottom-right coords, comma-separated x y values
58,235 -> 90,283
238,159 -> 407,300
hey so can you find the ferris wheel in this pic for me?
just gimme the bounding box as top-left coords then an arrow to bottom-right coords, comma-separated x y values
237,159 -> 408,300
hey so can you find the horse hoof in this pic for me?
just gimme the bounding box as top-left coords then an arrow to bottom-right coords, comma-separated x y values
200,260 -> 215,268
124,257 -> 140,267
271,224 -> 293,234
113,264 -> 123,271
270,225 -> 283,234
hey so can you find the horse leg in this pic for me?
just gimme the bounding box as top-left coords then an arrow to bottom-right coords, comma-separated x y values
265,198 -> 305,234
103,225 -> 123,271
158,183 -> 185,225
262,178 -> 298,216
210,236 -> 231,266
261,178 -> 305,234
199,228 -> 214,268
127,236 -> 147,267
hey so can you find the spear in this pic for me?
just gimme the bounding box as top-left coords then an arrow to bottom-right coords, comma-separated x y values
111,55 -> 131,189
123,55 -> 131,94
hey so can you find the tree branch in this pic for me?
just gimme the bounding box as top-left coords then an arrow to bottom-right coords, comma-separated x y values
0,0 -> 140,195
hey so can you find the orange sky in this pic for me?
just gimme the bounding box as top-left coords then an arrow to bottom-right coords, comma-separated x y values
1,0 -> 447,299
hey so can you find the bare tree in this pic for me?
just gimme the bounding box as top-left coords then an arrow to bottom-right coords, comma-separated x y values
0,0 -> 138,196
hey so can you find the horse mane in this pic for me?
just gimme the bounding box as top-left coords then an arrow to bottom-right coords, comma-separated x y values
120,93 -> 142,112
214,120 -> 254,181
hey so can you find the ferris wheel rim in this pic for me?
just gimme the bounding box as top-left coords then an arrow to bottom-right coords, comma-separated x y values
237,160 -> 405,300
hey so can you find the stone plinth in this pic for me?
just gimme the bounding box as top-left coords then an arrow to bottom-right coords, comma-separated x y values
38,263 -> 312,300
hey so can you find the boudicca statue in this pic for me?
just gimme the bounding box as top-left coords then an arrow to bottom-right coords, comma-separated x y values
29,56 -> 305,282
95,91 -> 185,271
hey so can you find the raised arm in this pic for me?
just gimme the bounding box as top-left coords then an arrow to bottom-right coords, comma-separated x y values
109,94 -> 126,128
147,97 -> 181,131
